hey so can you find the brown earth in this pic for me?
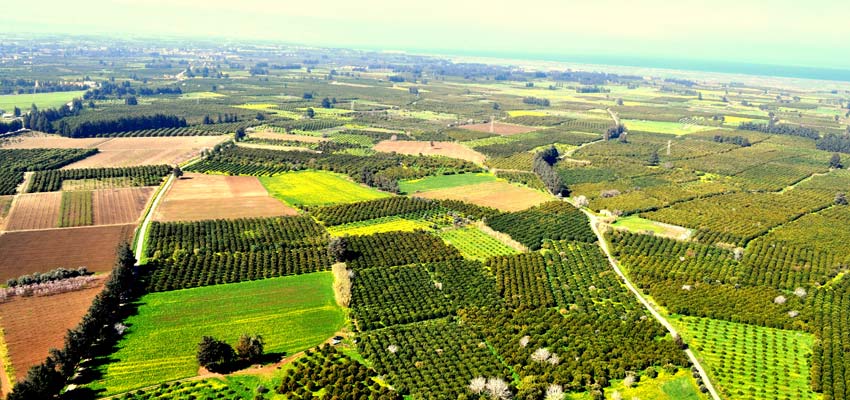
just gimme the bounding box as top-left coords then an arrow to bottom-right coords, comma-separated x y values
0,196 -> 12,231
459,122 -> 537,135
373,140 -> 486,164
414,181 -> 551,212
93,187 -> 155,225
0,276 -> 106,382
248,131 -> 328,142
0,224 -> 134,283
4,192 -> 62,231
153,173 -> 298,222
63,136 -> 226,168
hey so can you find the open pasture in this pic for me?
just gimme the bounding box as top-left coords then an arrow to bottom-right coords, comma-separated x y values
4,192 -> 62,231
0,276 -> 107,382
0,90 -> 87,111
0,224 -> 134,282
622,119 -> 720,135
154,173 -> 296,222
259,170 -> 389,207
326,215 -> 433,236
414,180 -> 551,212
373,140 -> 486,164
459,122 -> 538,135
436,226 -> 519,261
85,273 -> 344,396
398,172 -> 497,194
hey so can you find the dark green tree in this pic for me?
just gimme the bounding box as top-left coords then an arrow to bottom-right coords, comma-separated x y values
236,334 -> 265,363
235,127 -> 246,142
305,108 -> 315,119
321,97 -> 332,108
648,150 -> 660,166
197,336 -> 236,373
830,153 -> 843,169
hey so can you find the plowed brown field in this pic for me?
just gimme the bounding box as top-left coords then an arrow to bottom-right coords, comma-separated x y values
153,173 -> 297,222
414,181 -> 551,212
373,140 -> 486,164
64,137 -> 226,168
93,187 -> 154,225
4,192 -> 62,231
0,224 -> 134,282
0,276 -> 106,382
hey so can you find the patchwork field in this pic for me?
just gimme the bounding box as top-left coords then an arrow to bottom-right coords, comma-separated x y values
0,276 -> 107,381
259,170 -> 389,207
85,273 -> 344,396
398,173 -> 497,194
154,173 -> 296,222
373,140 -> 487,164
415,181 -> 551,212
0,224 -> 134,282
4,192 -> 62,231
93,187 -> 154,225
459,122 -> 538,135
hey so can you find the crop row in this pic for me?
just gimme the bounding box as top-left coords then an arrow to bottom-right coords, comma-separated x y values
0,148 -> 98,195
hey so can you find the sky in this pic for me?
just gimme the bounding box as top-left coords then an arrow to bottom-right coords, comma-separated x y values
2,0 -> 848,70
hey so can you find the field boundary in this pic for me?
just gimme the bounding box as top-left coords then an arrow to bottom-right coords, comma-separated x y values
0,325 -> 13,398
474,221 -> 528,252
134,174 -> 175,264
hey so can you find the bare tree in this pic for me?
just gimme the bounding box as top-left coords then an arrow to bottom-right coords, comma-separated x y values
485,378 -> 512,400
544,384 -> 564,400
531,348 -> 551,363
469,377 -> 487,395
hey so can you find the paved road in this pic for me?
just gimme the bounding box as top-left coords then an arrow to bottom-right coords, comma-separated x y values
134,174 -> 175,264
579,205 -> 721,400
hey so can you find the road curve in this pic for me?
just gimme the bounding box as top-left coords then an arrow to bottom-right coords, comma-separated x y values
134,174 -> 175,264
579,206 -> 722,400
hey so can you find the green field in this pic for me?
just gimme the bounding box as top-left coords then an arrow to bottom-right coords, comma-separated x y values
0,90 -> 87,112
436,226 -> 519,261
85,273 -> 344,396
327,215 -> 434,236
259,170 -> 390,207
611,215 -> 691,239
622,119 -> 719,135
398,173 -> 497,194
678,317 -> 817,400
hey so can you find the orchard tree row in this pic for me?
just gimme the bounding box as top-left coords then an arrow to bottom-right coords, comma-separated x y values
29,164 -> 171,192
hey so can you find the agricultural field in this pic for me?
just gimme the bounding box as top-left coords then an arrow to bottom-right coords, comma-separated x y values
259,170 -> 389,207
398,172 -> 497,194
154,173 -> 296,221
63,137 -> 227,168
3,192 -> 62,230
0,90 -> 87,111
436,226 -> 519,261
0,224 -> 134,282
92,187 -> 154,225
84,273 -> 344,396
326,215 -> 433,236
0,276 -> 106,382
58,190 -> 93,227
414,180 -> 551,211
611,215 -> 692,240
622,119 -> 720,135
373,140 -> 487,164
458,121 -> 538,135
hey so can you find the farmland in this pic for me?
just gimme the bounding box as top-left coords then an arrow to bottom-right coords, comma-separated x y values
0,91 -> 88,111
3,34 -> 850,400
414,180 -> 551,211
259,170 -> 389,207
0,224 -> 133,282
85,273 -> 344,396
154,173 -> 296,221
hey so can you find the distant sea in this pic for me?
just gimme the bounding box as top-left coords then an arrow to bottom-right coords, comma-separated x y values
424,49 -> 850,83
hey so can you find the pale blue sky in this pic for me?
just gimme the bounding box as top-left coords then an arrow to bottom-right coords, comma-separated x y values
2,0 -> 847,69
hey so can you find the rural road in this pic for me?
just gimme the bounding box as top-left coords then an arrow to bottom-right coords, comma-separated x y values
577,205 -> 722,400
134,174 -> 175,264
606,108 -> 620,126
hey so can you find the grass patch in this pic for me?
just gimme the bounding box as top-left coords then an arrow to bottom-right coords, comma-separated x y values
259,170 -> 390,207
399,173 -> 497,194
622,119 -> 718,135
611,215 -> 691,239
436,226 -> 519,261
0,90 -> 87,111
327,215 -> 434,236
85,273 -> 345,396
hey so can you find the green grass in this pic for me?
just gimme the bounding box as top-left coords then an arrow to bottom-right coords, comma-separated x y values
85,273 -> 345,396
398,173 -> 497,194
327,215 -> 434,236
560,369 -> 706,400
611,215 -> 691,239
259,170 -> 390,207
0,90 -> 87,111
678,317 -> 817,400
436,226 -> 519,261
622,119 -> 718,135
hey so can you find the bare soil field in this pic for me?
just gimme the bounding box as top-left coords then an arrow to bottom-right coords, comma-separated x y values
4,192 -> 62,231
0,132 -> 110,149
248,131 -> 328,142
63,137 -> 226,168
459,122 -> 537,135
0,196 -> 12,230
153,173 -> 298,222
373,140 -> 487,164
0,224 -> 134,282
61,177 -> 138,191
415,181 -> 551,212
93,187 -> 155,225
0,276 -> 106,381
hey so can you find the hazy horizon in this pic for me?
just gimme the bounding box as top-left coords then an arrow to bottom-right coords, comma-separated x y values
2,0 -> 848,74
